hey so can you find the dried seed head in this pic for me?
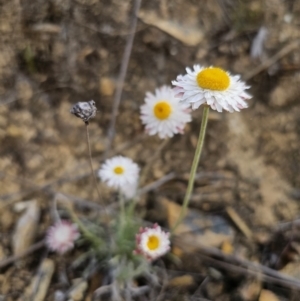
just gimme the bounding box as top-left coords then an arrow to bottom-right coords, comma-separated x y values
70,100 -> 97,123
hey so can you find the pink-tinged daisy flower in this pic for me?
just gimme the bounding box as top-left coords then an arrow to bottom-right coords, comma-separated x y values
98,156 -> 140,191
140,85 -> 191,139
172,65 -> 251,112
134,224 -> 170,261
46,220 -> 80,254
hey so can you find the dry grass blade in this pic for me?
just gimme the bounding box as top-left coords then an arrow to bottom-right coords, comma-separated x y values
138,172 -> 176,195
226,206 -> 253,239
174,236 -> 300,291
244,40 -> 300,80
197,253 -> 300,291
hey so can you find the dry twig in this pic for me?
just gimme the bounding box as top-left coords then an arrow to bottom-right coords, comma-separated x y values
106,0 -> 142,155
226,206 -> 253,239
174,237 -> 300,291
0,240 -> 45,269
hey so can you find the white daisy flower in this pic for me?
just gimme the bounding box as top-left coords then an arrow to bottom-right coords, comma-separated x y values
134,223 -> 170,261
172,65 -> 251,112
140,85 -> 191,139
46,220 -> 80,254
98,156 -> 140,190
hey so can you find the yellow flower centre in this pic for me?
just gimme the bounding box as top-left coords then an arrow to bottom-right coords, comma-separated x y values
153,101 -> 172,120
147,235 -> 160,250
196,67 -> 230,91
114,166 -> 124,175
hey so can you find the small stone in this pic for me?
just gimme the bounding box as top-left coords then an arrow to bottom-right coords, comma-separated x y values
239,281 -> 262,301
171,246 -> 184,257
280,262 -> 300,280
152,161 -> 165,179
68,280 -> 88,301
259,289 -> 280,301
164,199 -> 234,248
54,290 -> 66,301
253,231 -> 271,244
138,10 -> 203,46
221,240 -> 234,254
196,47 -> 208,59
168,275 -> 194,289
99,77 -> 115,96
25,258 -> 55,301
6,124 -> 23,137
13,200 -> 40,257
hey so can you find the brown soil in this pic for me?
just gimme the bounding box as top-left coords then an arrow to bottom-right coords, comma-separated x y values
1,0 -> 300,300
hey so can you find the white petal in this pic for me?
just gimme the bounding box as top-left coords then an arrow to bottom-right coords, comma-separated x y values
172,65 -> 252,112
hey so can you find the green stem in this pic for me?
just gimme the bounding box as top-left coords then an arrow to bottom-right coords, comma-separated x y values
69,210 -> 103,250
171,105 -> 210,234
119,191 -> 125,226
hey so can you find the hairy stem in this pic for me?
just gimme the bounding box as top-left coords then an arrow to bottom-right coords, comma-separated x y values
68,207 -> 103,250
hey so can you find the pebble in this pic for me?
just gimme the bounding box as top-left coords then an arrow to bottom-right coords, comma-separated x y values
164,199 -> 234,249
259,289 -> 280,301
24,258 -> 55,301
167,275 -> 194,289
68,280 -> 88,301
13,200 -> 40,257
99,77 -> 115,96
138,10 -> 203,46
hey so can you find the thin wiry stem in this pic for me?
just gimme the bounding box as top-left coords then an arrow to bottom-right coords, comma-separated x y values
171,106 -> 210,233
85,123 -> 103,203
105,0 -> 142,157
85,124 -> 113,247
138,172 -> 176,195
